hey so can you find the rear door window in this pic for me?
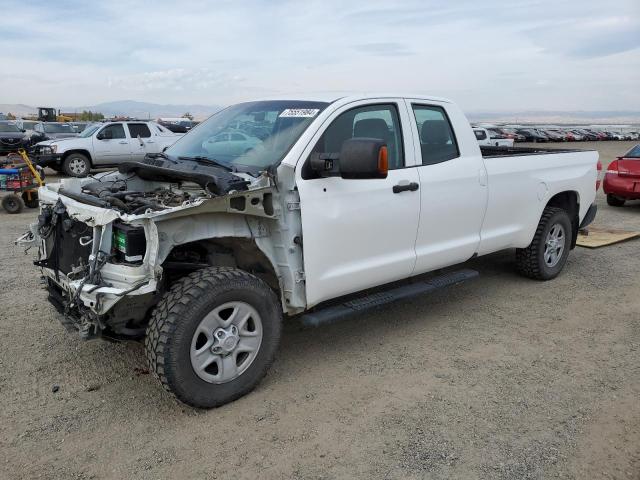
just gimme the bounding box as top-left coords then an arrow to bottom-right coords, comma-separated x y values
412,105 -> 459,165
127,123 -> 152,138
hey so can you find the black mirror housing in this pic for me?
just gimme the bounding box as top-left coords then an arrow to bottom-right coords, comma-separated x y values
339,138 -> 388,179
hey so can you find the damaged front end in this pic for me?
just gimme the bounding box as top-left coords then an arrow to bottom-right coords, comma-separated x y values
26,191 -> 164,340
18,156 -> 306,340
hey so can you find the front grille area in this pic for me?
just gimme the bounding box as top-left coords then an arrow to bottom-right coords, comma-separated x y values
44,222 -> 92,275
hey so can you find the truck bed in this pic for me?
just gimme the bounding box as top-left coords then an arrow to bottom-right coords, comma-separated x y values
480,145 -> 590,158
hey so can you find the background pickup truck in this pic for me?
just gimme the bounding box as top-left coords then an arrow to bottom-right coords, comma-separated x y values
22,94 -> 599,408
473,127 -> 514,147
32,120 -> 181,177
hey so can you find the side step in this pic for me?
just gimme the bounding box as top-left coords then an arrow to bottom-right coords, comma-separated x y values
300,268 -> 479,327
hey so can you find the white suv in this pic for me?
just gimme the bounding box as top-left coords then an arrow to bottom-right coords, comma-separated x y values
34,121 -> 182,176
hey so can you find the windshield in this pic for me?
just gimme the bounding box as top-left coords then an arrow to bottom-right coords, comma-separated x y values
0,122 -> 20,133
22,121 -> 37,130
165,100 -> 329,173
44,123 -> 73,133
79,124 -> 100,137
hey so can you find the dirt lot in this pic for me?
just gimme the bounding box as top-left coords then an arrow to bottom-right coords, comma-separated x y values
1,141 -> 639,479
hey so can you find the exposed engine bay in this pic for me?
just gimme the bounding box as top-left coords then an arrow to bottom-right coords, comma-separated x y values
58,155 -> 253,215
64,179 -> 201,215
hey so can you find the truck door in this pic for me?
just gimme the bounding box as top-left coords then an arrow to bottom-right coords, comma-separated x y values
127,123 -> 157,159
405,100 -> 488,274
296,100 -> 421,307
93,123 -> 131,165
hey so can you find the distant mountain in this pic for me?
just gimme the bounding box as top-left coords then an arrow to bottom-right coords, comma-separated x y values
0,104 -> 38,118
0,101 -> 222,121
64,100 -> 223,121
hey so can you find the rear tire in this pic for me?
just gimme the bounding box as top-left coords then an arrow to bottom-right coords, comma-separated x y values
606,194 -> 626,207
516,206 -> 572,280
62,153 -> 90,177
145,267 -> 282,408
2,194 -> 25,214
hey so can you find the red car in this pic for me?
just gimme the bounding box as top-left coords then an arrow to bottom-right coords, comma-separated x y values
603,144 -> 640,206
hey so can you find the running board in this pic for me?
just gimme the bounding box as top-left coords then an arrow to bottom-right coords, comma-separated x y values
300,268 -> 479,327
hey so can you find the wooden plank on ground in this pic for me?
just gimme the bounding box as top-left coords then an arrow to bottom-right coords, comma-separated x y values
576,226 -> 640,248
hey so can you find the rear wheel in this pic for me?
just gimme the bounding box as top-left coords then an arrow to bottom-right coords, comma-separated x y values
145,267 -> 282,408
2,194 -> 25,214
606,194 -> 626,207
62,153 -> 90,177
516,206 -> 572,280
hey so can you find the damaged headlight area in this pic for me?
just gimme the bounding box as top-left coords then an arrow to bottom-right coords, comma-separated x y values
34,200 -> 159,340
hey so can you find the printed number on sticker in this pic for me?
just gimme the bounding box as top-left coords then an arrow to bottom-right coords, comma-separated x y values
279,109 -> 320,118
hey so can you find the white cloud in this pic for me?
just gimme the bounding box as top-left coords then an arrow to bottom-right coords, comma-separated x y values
0,0 -> 638,111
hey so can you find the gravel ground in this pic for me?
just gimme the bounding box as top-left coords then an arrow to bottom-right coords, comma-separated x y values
1,141 -> 639,479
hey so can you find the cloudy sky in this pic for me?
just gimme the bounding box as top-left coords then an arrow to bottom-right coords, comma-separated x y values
1,0 -> 639,112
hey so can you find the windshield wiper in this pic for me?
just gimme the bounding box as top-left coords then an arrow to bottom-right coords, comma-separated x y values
178,156 -> 234,172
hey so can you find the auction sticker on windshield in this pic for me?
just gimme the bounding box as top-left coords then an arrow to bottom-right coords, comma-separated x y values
279,108 -> 320,118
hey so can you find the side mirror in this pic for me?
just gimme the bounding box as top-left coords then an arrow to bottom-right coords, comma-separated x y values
309,138 -> 389,179
338,138 -> 388,179
137,134 -> 144,146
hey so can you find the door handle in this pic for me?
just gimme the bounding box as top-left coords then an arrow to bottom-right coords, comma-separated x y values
119,141 -> 128,144
393,182 -> 419,194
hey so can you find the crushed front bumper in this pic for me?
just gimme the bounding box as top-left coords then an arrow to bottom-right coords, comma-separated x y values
34,152 -> 63,168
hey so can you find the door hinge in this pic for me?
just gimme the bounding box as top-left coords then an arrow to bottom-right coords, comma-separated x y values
294,270 -> 305,282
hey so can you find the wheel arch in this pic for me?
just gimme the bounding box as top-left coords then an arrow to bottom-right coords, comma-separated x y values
62,149 -> 93,165
153,213 -> 292,311
544,190 -> 580,248
161,237 -> 281,298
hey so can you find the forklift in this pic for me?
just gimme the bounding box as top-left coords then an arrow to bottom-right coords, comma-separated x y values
36,107 -> 73,123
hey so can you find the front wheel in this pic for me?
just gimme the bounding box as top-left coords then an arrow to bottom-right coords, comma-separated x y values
145,267 -> 282,408
62,153 -> 90,177
516,206 -> 572,280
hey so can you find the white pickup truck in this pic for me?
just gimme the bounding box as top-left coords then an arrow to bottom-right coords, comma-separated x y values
19,94 -> 598,408
473,127 -> 514,147
32,121 -> 181,177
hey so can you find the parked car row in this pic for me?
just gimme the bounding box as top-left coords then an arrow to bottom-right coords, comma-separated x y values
0,119 -> 92,153
157,117 -> 198,133
474,125 -> 640,143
